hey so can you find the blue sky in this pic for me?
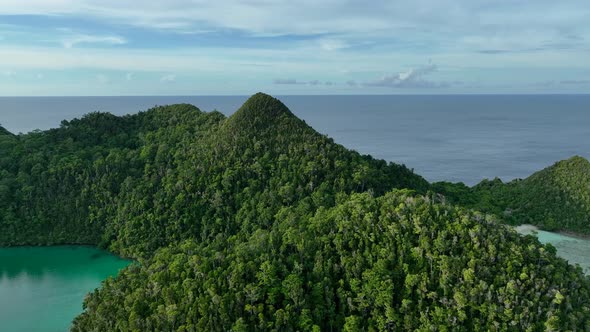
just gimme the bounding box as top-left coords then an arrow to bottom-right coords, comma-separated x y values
0,0 -> 589,95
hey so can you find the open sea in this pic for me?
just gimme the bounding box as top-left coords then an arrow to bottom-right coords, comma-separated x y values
1,94 -> 588,185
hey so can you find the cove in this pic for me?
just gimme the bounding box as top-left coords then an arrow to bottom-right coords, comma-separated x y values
0,246 -> 131,332
515,224 -> 590,274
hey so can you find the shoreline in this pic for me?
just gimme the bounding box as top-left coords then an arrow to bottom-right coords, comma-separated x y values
514,224 -> 590,240
513,224 -> 540,235
0,244 -> 135,261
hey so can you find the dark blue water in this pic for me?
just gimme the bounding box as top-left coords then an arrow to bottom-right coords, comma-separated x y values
1,95 -> 589,185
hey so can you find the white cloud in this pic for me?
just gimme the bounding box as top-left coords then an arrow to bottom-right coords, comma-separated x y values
318,38 -> 350,51
62,34 -> 126,48
0,1 -> 588,74
1,0 -> 589,94
366,63 -> 448,88
0,43 -> 587,79
160,74 -> 176,82
1,0 -> 588,47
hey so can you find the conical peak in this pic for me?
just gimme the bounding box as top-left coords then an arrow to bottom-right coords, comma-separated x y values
224,93 -> 303,133
235,93 -> 295,120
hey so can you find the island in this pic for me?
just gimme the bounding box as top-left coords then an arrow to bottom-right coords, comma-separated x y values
1,93 -> 589,331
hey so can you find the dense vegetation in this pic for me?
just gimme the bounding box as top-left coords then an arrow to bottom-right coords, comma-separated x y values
434,156 -> 590,234
73,191 -> 590,331
1,93 -> 590,330
0,94 -> 426,256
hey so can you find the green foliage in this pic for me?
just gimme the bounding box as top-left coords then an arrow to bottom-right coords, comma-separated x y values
511,156 -> 590,232
0,93 -> 427,254
72,191 -> 590,331
0,104 -> 218,247
435,156 -> 590,234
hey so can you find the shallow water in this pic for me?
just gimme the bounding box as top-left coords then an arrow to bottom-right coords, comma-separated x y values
515,225 -> 590,274
0,246 -> 131,332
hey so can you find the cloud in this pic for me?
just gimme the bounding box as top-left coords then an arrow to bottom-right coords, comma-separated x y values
345,80 -> 357,87
125,72 -> 133,81
560,79 -> 590,85
1,0 -> 588,52
273,78 -> 302,85
1,1 -> 589,94
365,63 -> 448,88
36,73 -> 44,79
317,38 -> 350,51
273,79 -> 339,86
62,34 -> 127,48
160,74 -> 176,82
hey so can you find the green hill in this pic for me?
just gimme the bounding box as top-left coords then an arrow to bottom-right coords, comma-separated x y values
1,94 -> 590,330
507,156 -> 590,232
0,104 -> 220,247
435,156 -> 590,234
106,93 -> 428,256
0,93 -> 428,255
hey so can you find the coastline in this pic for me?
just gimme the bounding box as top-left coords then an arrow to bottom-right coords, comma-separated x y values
557,229 -> 590,240
0,244 -> 135,261
513,224 -> 540,235
514,224 -> 590,240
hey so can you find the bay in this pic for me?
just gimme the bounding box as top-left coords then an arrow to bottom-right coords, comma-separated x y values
0,246 -> 131,332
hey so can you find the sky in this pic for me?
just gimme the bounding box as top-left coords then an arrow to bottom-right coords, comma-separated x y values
0,0 -> 589,96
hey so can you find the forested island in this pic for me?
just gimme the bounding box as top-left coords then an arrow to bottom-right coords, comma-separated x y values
1,93 -> 590,330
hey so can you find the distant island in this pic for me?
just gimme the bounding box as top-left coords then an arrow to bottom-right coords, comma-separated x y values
1,93 -> 589,330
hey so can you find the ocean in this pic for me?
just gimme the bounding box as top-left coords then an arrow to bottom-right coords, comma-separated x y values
1,94 -> 588,185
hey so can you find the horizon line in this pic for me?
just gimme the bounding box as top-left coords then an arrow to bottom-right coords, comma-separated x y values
1,93 -> 590,98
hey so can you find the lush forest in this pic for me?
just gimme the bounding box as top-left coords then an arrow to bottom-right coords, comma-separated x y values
72,191 -> 590,331
0,94 -> 427,256
1,93 -> 590,330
